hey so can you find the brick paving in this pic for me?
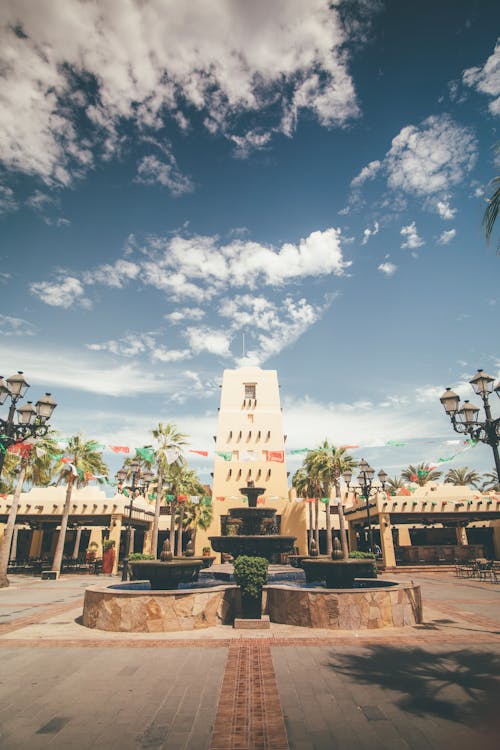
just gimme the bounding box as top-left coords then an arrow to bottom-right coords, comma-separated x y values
0,571 -> 499,749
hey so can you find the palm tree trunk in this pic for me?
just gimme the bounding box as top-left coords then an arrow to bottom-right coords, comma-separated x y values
169,499 -> 176,553
52,476 -> 74,574
151,469 -> 163,557
176,504 -> 185,556
324,484 -> 333,557
336,482 -> 349,560
314,498 -> 319,550
308,502 -> 313,552
0,459 -> 27,587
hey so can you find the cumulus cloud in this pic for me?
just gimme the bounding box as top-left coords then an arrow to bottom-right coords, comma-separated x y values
30,276 -> 91,308
0,0 -> 364,189
434,198 -> 456,220
185,327 -> 232,358
438,229 -> 456,244
378,262 -> 397,276
400,222 -> 424,249
463,39 -> 500,116
351,160 -> 381,188
165,308 -> 206,324
135,154 -> 194,196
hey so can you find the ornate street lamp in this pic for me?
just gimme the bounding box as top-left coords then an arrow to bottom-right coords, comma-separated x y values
116,459 -> 154,581
343,460 -> 387,553
440,369 -> 500,482
0,372 -> 57,476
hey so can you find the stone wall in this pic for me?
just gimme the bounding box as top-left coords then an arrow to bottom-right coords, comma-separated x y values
265,582 -> 422,629
83,582 -> 239,632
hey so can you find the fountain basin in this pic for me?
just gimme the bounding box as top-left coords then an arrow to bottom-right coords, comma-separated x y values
83,581 -> 238,631
265,581 -> 423,629
209,534 -> 296,562
300,558 -> 376,588
129,559 -> 203,590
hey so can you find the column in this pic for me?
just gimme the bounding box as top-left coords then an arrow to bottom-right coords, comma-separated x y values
398,526 -> 412,546
379,512 -> 396,568
108,515 -> 122,575
456,524 -> 468,546
129,527 -> 135,555
142,524 -> 153,556
347,521 -> 358,551
29,529 -> 44,558
72,527 -> 83,559
87,528 -> 103,559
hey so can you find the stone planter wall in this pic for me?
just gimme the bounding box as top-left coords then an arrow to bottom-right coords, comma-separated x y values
265,581 -> 422,629
83,582 -> 239,632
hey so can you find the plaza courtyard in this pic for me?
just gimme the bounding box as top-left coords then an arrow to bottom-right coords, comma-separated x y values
0,570 -> 499,750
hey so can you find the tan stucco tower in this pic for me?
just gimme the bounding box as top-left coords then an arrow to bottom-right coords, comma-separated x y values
197,366 -> 307,556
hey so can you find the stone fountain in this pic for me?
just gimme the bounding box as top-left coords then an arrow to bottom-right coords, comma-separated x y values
129,540 -> 203,590
208,482 -> 296,563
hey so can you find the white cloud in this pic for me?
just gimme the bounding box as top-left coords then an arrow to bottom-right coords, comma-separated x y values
185,327 -> 232,358
385,115 -> 476,196
434,198 -> 456,220
0,314 -> 36,336
463,39 -> 500,116
438,229 -> 456,245
378,262 -> 397,276
30,276 -> 91,309
351,160 -> 381,188
400,222 -> 424,249
135,154 -> 194,196
361,221 -> 379,245
87,333 -> 156,357
83,259 -> 140,288
0,185 -> 18,214
165,308 -> 206,324
0,0 -> 363,188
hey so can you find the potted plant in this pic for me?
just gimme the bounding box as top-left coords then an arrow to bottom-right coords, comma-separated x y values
102,539 -> 115,574
233,555 -> 269,619
202,546 -> 211,557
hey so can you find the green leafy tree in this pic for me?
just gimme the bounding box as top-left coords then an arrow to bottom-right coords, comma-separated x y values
444,466 -> 481,487
385,476 -> 406,494
481,470 -> 500,492
401,463 -> 442,487
52,436 -> 108,575
304,441 -> 358,558
150,423 -> 187,556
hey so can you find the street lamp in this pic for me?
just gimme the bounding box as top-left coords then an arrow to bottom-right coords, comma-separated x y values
0,372 -> 57,476
116,459 -> 154,581
440,369 -> 500,482
343,460 -> 387,553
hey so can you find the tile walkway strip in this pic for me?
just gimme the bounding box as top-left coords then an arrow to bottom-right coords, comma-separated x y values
210,641 -> 289,750
0,599 -> 85,634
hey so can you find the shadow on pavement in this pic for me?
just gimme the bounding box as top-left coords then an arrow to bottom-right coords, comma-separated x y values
328,646 -> 500,729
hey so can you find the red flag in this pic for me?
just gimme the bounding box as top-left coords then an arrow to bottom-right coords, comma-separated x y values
305,497 -> 315,503
189,449 -> 209,457
85,472 -> 96,480
340,445 -> 360,449
257,496 -> 265,504
266,450 -> 284,462
177,494 -> 188,502
61,457 -> 71,463
8,443 -> 33,457
109,445 -> 130,453
216,496 -> 225,502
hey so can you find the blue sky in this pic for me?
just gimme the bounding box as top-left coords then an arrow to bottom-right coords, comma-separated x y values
1,0 -> 499,488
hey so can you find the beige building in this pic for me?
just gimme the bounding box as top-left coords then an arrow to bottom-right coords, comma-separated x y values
196,366 -> 308,556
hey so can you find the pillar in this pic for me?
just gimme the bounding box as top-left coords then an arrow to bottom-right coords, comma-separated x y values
108,515 -> 122,575
398,526 -> 412,546
129,527 -> 135,555
456,525 -> 468,546
347,521 -> 358,551
29,529 -> 44,558
142,524 -> 153,556
379,512 -> 396,568
87,528 -> 103,559
72,527 -> 83,559
493,522 -> 500,560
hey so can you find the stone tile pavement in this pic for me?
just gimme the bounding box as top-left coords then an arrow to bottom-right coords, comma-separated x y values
0,571 -> 498,749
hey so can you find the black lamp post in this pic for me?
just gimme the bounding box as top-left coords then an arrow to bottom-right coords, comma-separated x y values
116,460 -> 153,581
440,369 -> 500,482
0,372 -> 57,476
343,460 -> 387,553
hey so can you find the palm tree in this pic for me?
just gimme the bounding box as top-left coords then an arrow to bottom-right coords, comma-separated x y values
0,434 -> 60,587
292,466 -> 319,554
481,470 -> 500,492
171,466 -> 205,555
150,423 -> 187,557
183,496 -> 213,551
483,144 -> 500,248
444,466 -> 481,488
385,476 -> 406,495
52,436 -> 108,575
401,463 -> 442,487
303,441 -> 358,558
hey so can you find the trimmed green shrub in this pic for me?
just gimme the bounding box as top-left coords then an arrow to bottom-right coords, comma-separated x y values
233,555 -> 269,599
349,550 -> 377,575
129,553 -> 155,561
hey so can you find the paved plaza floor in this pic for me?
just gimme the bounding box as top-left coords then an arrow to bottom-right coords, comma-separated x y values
0,571 -> 499,750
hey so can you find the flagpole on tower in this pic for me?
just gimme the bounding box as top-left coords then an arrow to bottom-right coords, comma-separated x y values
242,332 -> 246,358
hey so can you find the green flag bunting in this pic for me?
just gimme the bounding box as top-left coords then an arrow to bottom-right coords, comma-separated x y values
137,446 -> 155,462
216,451 -> 232,461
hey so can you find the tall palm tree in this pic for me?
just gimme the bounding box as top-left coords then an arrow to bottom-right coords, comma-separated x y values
483,144 -> 500,248
183,496 -> 213,551
0,434 -> 61,587
385,476 -> 406,495
401,463 -> 442,487
52,436 -> 108,575
292,466 -> 319,554
150,423 -> 187,557
171,466 -> 205,556
444,466 -> 481,488
303,441 -> 357,558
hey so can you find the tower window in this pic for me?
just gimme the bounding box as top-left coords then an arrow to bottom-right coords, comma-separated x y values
244,383 -> 256,399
